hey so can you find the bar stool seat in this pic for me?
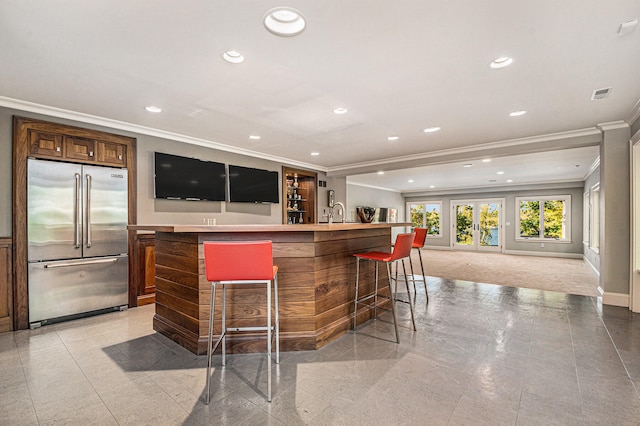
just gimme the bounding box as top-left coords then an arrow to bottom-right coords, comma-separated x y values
353,232 -> 417,343
203,240 -> 280,403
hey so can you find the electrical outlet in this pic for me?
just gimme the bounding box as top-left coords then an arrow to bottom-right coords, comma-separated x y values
540,243 -> 544,248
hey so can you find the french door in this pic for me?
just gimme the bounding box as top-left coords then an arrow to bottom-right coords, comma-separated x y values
451,199 -> 503,252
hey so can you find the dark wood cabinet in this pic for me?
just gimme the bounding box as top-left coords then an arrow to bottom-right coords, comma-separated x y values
282,167 -> 317,224
12,116 -> 137,330
133,233 -> 156,306
0,238 -> 13,333
28,129 -> 64,158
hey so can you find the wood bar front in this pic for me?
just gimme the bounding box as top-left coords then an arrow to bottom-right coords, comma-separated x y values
128,223 -> 410,355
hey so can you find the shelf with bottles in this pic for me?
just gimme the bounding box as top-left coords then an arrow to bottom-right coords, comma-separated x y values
282,167 -> 317,224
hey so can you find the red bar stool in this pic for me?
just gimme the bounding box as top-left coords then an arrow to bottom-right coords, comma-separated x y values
203,240 -> 280,403
353,232 -> 416,343
408,227 -> 429,303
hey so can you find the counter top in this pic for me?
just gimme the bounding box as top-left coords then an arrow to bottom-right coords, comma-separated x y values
129,222 -> 411,233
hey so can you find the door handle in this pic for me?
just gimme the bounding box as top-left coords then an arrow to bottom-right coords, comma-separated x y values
74,173 -> 81,249
86,174 -> 92,248
44,258 -> 119,269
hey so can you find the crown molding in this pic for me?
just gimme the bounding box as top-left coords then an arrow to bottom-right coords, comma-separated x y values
0,96 -> 328,173
583,156 -> 600,180
327,127 -> 601,177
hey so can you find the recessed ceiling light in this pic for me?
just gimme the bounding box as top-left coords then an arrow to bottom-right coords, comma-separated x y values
462,164 -> 473,168
377,171 -> 384,175
423,126 -> 441,133
264,7 -> 306,37
618,19 -> 638,36
509,110 -> 527,117
490,56 -> 513,69
222,50 -> 245,64
333,107 -> 348,115
497,171 -> 505,175
387,136 -> 399,141
145,106 -> 162,113
310,152 -> 319,156
249,135 -> 261,140
429,185 -> 435,189
408,179 -> 414,183
506,179 -> 513,183
482,159 -> 492,163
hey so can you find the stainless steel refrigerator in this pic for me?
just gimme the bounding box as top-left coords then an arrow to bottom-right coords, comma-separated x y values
27,158 -> 129,327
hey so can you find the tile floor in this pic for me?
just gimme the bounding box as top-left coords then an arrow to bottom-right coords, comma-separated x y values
1,277 -> 640,425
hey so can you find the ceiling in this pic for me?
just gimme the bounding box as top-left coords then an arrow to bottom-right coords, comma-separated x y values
1,1 -> 639,193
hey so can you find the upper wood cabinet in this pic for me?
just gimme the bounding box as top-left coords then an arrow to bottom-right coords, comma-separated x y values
27,127 -> 128,167
282,167 -> 317,224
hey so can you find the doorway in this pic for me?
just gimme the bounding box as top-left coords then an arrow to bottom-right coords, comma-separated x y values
451,199 -> 504,252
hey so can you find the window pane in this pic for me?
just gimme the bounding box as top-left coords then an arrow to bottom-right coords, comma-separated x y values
543,200 -> 565,239
409,204 -> 424,228
519,201 -> 540,237
424,203 -> 440,235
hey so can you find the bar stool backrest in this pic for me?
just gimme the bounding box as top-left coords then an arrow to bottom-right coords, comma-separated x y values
413,228 -> 428,248
390,232 -> 416,261
203,240 -> 274,281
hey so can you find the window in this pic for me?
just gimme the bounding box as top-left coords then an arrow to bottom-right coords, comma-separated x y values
407,201 -> 442,237
516,195 -> 571,241
590,185 -> 600,252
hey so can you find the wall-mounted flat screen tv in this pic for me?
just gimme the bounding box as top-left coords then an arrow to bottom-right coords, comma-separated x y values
154,152 -> 226,201
228,165 -> 279,203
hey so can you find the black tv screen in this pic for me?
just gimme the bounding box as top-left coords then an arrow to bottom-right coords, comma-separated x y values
154,152 -> 226,201
228,165 -> 279,203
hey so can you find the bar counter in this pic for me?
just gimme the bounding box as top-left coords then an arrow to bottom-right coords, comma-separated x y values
129,222 -> 410,355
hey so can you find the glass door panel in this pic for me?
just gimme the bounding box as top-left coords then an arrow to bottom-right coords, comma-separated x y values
455,203 -> 474,248
452,199 -> 502,251
479,202 -> 500,248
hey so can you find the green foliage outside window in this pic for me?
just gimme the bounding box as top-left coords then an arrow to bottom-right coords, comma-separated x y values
519,199 -> 565,239
410,203 -> 440,235
456,205 -> 473,244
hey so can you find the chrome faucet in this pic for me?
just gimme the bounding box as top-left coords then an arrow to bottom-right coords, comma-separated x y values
328,202 -> 346,224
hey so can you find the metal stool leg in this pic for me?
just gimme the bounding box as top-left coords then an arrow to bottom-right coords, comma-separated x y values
401,259 -> 417,330
221,284 -> 226,366
267,278 -> 272,402
274,275 -> 280,364
205,283 -> 216,405
373,261 -> 379,319
385,262 -> 400,343
353,258 -> 360,330
408,256 -> 418,297
417,248 -> 428,303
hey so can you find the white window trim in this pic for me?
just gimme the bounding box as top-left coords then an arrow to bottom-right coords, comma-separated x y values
515,195 -> 572,242
406,200 -> 443,238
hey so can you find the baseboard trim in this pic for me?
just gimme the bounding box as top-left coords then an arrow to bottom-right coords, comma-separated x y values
601,291 -> 629,307
583,256 -> 600,277
422,245 -> 453,251
503,250 -> 583,259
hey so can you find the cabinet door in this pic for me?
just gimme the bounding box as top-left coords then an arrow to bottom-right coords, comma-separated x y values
97,141 -> 127,167
0,238 -> 13,333
134,234 -> 155,306
65,136 -> 96,162
28,130 -> 64,158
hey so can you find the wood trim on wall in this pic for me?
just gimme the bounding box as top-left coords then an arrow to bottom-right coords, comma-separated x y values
12,116 -> 137,330
0,237 -> 13,333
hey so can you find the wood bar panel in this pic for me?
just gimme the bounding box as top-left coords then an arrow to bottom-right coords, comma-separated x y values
132,223 -> 410,354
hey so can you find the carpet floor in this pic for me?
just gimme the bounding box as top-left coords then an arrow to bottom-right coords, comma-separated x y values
411,249 -> 599,297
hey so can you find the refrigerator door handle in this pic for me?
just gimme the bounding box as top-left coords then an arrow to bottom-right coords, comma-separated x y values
44,258 -> 119,269
75,173 -> 81,248
86,173 -> 92,248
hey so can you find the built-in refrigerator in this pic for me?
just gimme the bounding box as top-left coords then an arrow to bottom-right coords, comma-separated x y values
27,158 -> 129,327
